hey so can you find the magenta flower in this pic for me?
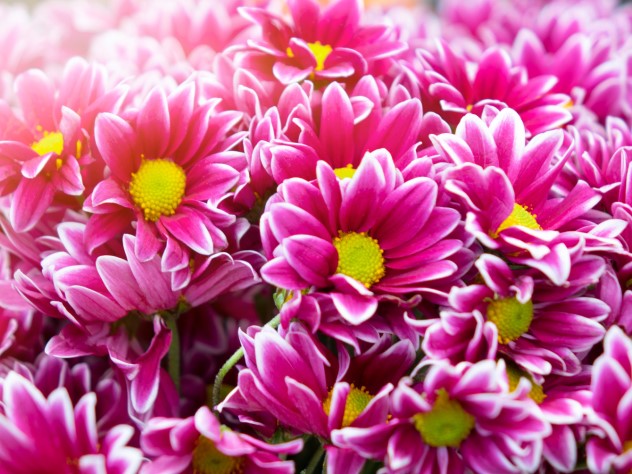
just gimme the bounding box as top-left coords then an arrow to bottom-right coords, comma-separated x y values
0,57 -> 125,232
0,371 -> 142,474
586,326 -> 632,474
437,108 -> 602,284
260,149 -> 466,323
86,76 -> 245,275
235,0 -> 407,85
141,406 -> 302,474
407,42 -> 572,136
220,322 -> 414,440
332,359 -> 550,474
418,253 -> 608,376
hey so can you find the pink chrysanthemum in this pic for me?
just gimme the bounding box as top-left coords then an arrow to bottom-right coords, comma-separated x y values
436,108 -> 603,284
403,42 -> 572,136
0,371 -> 142,474
417,253 -> 608,376
85,76 -> 245,275
234,0 -> 407,85
141,405 -> 302,474
260,149 -> 468,323
332,359 -> 550,474
586,326 -> 632,474
0,57 -> 125,232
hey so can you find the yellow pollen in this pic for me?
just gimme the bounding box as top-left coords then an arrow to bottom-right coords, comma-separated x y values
333,164 -> 356,180
493,203 -> 542,238
128,158 -> 186,222
192,435 -> 244,474
564,99 -> 574,109
413,388 -> 475,448
286,41 -> 333,71
466,104 -> 473,112
505,362 -> 546,404
624,440 -> 632,454
333,231 -> 385,288
486,296 -> 534,344
323,384 -> 374,427
31,131 -> 64,157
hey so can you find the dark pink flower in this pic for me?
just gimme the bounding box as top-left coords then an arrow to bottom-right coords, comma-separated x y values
141,406 -> 302,474
235,0 -> 407,85
260,149 -> 467,323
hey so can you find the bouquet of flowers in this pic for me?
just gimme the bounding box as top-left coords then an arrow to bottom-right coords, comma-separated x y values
0,0 -> 631,472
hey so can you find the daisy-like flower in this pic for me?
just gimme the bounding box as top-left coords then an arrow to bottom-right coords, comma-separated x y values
86,76 -> 245,275
141,405 -> 303,474
0,371 -> 142,474
332,359 -> 550,474
417,253 -> 608,376
220,323 -> 414,441
260,149 -> 467,323
407,42 -> 572,136
437,108 -> 602,284
0,57 -> 125,232
234,0 -> 407,85
586,325 -> 632,474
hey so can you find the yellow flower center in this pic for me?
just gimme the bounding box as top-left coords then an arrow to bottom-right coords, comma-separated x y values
286,41 -> 333,71
493,203 -> 542,237
323,384 -> 374,427
32,131 -> 64,157
192,436 -> 244,474
333,231 -> 385,288
333,165 -> 356,180
413,388 -> 475,448
128,158 -> 186,222
505,362 -> 546,404
486,296 -> 534,345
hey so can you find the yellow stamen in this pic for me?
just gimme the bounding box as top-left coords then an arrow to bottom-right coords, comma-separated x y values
505,362 -> 546,404
486,296 -> 534,344
192,436 -> 244,474
333,164 -> 356,180
323,384 -> 374,427
493,203 -> 542,238
31,131 -> 64,157
333,231 -> 385,288
128,158 -> 186,222
287,41 -> 333,71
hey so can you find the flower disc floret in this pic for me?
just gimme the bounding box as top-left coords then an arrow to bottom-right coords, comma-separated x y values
287,41 -> 332,71
333,231 -> 385,288
323,384 -> 374,427
31,131 -> 64,156
192,436 -> 244,474
413,388 -> 475,448
494,203 -> 542,237
333,165 -> 356,180
129,158 -> 186,222
505,363 -> 546,404
487,296 -> 534,344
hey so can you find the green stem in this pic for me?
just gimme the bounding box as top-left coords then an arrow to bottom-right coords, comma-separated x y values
303,444 -> 325,474
165,315 -> 181,393
212,314 -> 281,410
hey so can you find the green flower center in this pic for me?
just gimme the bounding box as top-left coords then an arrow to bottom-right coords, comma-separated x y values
129,158 -> 186,222
333,165 -> 356,180
413,388 -> 475,448
486,296 -> 534,345
286,41 -> 333,71
323,384 -> 374,427
192,436 -> 244,474
333,231 -> 385,288
493,203 -> 542,237
505,362 -> 546,404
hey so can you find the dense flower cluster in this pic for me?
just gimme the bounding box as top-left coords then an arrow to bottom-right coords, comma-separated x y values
1,0 -> 632,472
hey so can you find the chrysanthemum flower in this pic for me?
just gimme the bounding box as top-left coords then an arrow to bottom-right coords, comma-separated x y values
86,76 -> 245,275
417,253 -> 608,376
586,325 -> 632,474
234,0 -> 407,85
260,149 -> 466,323
141,405 -> 303,474
220,323 -> 414,441
437,108 -> 603,283
0,57 -> 125,232
332,359 -> 550,474
406,42 -> 572,136
0,371 -> 142,474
